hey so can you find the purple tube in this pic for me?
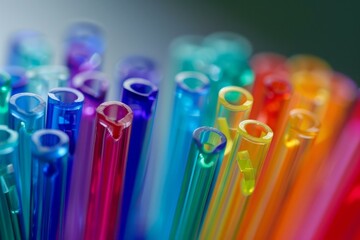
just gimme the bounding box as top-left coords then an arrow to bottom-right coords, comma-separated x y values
64,71 -> 109,240
65,22 -> 105,81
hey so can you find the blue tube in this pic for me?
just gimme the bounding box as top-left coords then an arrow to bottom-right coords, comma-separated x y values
149,71 -> 209,239
3,66 -> 29,96
46,87 -> 84,156
31,129 -> 69,240
9,93 -> 46,239
119,78 -> 158,239
46,87 -> 84,215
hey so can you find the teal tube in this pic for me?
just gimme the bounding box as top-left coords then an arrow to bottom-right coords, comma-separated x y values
9,93 -> 46,239
0,125 -> 22,240
170,127 -> 226,240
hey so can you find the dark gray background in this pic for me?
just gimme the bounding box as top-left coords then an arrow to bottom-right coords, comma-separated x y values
1,1 -> 358,99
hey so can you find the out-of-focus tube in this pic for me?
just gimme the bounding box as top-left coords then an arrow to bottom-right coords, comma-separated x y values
27,66 -> 69,101
64,71 -> 108,240
287,54 -> 332,74
31,129 -> 69,240
3,66 -> 28,96
117,55 -> 159,87
249,53 -> 288,120
203,32 -> 254,89
271,78 -> 358,240
65,22 -> 104,78
201,120 -> 273,239
9,93 -> 46,239
120,78 -> 158,239
257,74 -> 292,132
0,71 -> 11,125
84,101 -> 133,240
170,127 -> 227,240
0,126 -> 21,240
7,30 -> 52,69
237,109 -> 320,240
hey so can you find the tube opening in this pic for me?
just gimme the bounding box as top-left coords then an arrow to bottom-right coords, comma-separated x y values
54,91 -> 78,103
289,109 -> 320,136
103,104 -> 131,122
0,130 -> 11,143
239,120 -> 273,143
219,86 -> 253,111
39,133 -> 61,148
195,127 -> 227,154
15,95 -> 41,114
176,72 -> 209,92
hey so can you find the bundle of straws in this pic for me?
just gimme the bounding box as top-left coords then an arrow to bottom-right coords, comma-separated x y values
0,21 -> 359,240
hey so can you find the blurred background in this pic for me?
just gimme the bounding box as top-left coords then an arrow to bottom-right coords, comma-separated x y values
1,1 -> 358,100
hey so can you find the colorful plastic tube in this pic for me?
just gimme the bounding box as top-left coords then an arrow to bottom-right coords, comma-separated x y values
26,65 -> 69,101
203,32 -> 253,88
152,71 -> 209,239
65,22 -> 104,78
120,78 -> 158,238
7,30 -> 52,69
200,120 -> 273,239
9,93 -> 46,239
256,74 -> 292,132
46,87 -> 84,156
0,126 -> 21,240
237,109 -> 320,240
170,127 -> 226,240
200,86 -> 253,231
249,53 -> 288,119
117,55 -> 159,86
3,66 -> 28,95
0,71 -> 11,125
31,129 -> 69,240
84,101 -> 133,240
64,71 -> 108,240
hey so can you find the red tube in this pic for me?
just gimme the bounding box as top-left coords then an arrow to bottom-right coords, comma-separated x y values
84,101 -> 133,240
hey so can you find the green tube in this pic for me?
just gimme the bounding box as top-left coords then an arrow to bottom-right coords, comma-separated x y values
0,71 -> 12,125
0,125 -> 22,240
170,127 -> 227,240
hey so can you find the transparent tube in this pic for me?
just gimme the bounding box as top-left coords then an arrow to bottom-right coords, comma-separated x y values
200,120 -> 273,239
9,93 -> 46,239
203,32 -> 253,87
287,54 -> 332,74
4,66 -> 28,96
272,74 -> 359,240
65,21 -> 104,78
258,74 -> 292,132
84,101 -> 133,240
0,71 -> 11,125
27,66 -> 69,101
120,78 -> 158,239
237,109 -> 320,240
117,56 -> 159,95
31,129 -> 69,240
200,86 -> 253,233
64,71 -> 108,240
7,30 -> 52,69
170,127 -> 226,240
151,71 -> 209,239
0,126 -> 21,240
